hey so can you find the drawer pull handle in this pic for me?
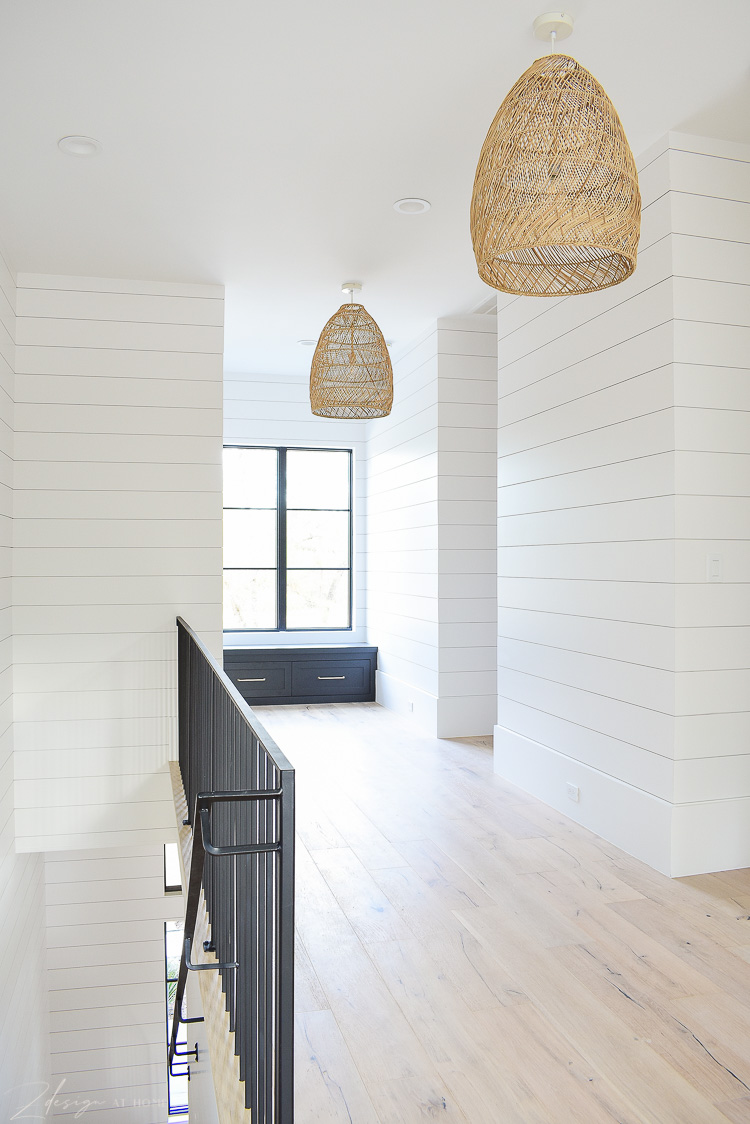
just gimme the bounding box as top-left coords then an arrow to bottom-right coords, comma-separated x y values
238,677 -> 266,683
318,675 -> 346,680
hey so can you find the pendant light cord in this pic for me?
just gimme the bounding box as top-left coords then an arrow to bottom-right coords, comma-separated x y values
550,29 -> 557,53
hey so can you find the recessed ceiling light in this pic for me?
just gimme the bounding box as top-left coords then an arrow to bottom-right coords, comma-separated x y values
393,197 -> 431,215
58,135 -> 101,157
298,339 -> 317,346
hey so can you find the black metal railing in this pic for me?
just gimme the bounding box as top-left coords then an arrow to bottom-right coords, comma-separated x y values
168,616 -> 295,1122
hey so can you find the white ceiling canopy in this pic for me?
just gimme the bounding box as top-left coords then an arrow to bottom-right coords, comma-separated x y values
0,0 -> 748,375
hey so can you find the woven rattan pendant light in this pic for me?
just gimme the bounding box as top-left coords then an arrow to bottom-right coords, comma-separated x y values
310,282 -> 393,419
470,12 -> 641,297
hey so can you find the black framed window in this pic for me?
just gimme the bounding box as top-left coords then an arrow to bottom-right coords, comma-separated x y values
164,921 -> 189,1115
223,445 -> 353,631
163,842 -> 182,894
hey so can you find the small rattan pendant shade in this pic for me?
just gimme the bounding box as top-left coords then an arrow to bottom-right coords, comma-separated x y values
471,53 -> 641,297
310,302 -> 393,419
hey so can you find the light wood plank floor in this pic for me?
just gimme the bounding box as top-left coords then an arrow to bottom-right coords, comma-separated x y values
256,701 -> 750,1124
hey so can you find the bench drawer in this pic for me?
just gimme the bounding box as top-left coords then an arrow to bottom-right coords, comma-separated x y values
292,660 -> 369,697
227,663 -> 291,699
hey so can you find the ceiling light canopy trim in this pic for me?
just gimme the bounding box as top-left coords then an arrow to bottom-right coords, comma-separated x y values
393,197 -> 431,214
310,298 -> 393,420
57,135 -> 101,157
470,52 -> 641,297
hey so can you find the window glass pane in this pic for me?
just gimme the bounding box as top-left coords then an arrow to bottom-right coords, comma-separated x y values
286,450 -> 350,510
224,570 -> 277,629
224,510 -> 277,568
286,570 -> 349,628
164,842 -> 181,892
224,447 -> 277,508
287,510 -> 349,568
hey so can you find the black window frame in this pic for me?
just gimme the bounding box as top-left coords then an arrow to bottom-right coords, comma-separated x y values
223,444 -> 354,633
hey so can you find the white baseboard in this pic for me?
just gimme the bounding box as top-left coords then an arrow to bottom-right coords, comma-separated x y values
438,695 -> 496,738
494,724 -> 750,877
376,670 -> 438,736
493,724 -> 673,875
376,672 -> 496,739
671,798 -> 750,877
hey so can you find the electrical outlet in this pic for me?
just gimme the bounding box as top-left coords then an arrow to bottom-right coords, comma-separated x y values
566,782 -> 580,803
706,553 -> 723,583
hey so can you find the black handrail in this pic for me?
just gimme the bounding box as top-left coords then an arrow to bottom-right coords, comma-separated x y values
169,617 -> 295,1121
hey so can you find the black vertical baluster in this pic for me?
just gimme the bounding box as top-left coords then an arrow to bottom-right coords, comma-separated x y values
263,753 -> 274,1119
249,732 -> 260,1115
229,706 -> 239,1035
226,698 -> 236,1028
278,761 -> 295,1124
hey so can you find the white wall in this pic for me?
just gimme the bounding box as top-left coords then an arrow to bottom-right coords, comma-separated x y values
436,316 -> 498,736
670,134 -> 750,874
0,248 -> 51,1117
13,274 -> 224,852
45,845 -> 181,1123
366,325 -> 440,729
366,315 -> 497,737
493,132 -> 750,877
223,371 -> 368,646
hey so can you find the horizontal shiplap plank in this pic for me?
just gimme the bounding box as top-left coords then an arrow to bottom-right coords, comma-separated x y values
497,577 -> 674,626
17,372 -> 222,409
499,496 -> 674,546
16,315 -> 223,353
16,491 -> 221,520
17,286 -> 223,325
14,518 -> 220,549
15,459 -> 221,491
499,540 -> 674,583
15,799 -> 175,838
13,547 -> 221,577
673,233 -> 750,286
15,430 -> 221,463
496,695 -> 675,800
16,771 -> 172,807
671,191 -> 750,243
16,343 -> 222,380
15,401 -> 221,437
17,272 -> 223,299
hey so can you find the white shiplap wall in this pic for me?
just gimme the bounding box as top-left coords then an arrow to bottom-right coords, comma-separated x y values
494,132 -> 750,877
45,846 -> 181,1123
13,274 -> 224,853
436,317 -> 498,736
223,371 -> 368,645
366,327 -> 440,730
366,315 -> 497,737
0,249 -> 52,1114
670,134 -> 750,874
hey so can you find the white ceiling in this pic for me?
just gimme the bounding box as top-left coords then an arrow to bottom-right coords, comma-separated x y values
1,0 -> 748,375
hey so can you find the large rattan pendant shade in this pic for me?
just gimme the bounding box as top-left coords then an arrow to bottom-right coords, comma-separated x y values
310,301 -> 393,419
471,53 -> 641,297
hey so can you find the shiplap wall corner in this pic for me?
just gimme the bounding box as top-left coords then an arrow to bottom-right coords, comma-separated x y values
223,371 -> 368,646
494,132 -> 750,877
13,273 -> 224,852
367,314 -> 497,738
0,247 -> 52,1112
